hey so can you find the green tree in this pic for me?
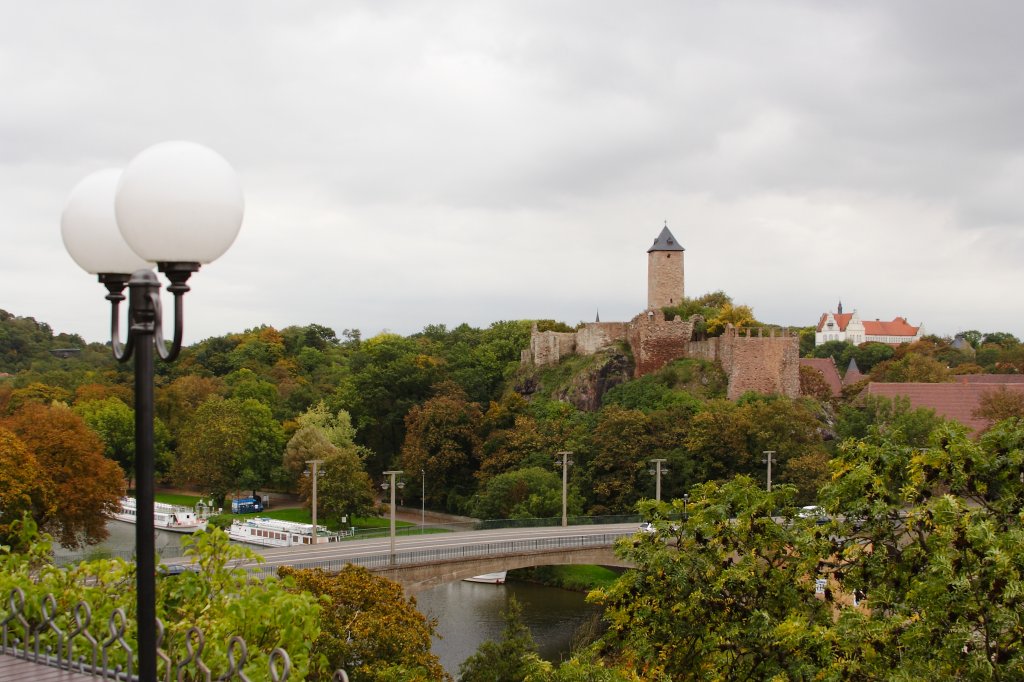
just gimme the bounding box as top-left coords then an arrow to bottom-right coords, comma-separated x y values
280,565 -> 449,682
459,597 -> 548,682
235,398 -> 287,496
705,302 -> 756,336
74,397 -> 172,485
316,448 -> 377,526
470,466 -> 580,519
173,397 -> 246,506
285,402 -> 377,521
973,386 -> 1024,425
334,333 -> 444,472
591,479 -> 830,680
1,521 -> 321,679
579,406 -> 653,514
400,385 -> 483,512
870,352 -> 953,382
155,374 -> 226,434
835,394 -> 944,446
812,421 -> 1024,678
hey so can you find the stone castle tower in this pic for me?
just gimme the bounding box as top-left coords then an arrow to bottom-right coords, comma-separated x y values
647,224 -> 685,309
523,222 -> 799,400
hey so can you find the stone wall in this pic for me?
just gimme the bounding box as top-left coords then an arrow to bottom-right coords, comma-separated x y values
647,250 -> 685,309
626,309 -> 696,376
528,328 -> 577,366
524,319 -> 800,401
714,327 -> 800,400
576,322 -> 629,354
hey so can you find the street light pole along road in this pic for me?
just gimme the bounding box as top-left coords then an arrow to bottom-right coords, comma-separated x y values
382,470 -> 404,564
306,459 -> 325,542
556,451 -> 573,527
649,458 -> 668,501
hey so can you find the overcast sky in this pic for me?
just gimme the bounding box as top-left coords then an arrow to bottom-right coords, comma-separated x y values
3,2 -> 1023,345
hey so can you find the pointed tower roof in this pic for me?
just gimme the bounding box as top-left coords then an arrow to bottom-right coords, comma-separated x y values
647,223 -> 685,253
843,358 -> 864,386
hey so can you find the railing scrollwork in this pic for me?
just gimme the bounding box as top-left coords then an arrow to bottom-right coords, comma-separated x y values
1,587 -> 346,680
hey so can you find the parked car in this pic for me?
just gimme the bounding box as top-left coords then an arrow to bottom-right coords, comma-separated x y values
798,505 -> 830,524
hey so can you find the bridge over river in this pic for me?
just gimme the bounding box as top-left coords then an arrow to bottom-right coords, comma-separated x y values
221,523 -> 639,594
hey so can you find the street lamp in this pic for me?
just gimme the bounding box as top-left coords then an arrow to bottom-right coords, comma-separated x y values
381,470 -> 404,563
61,141 -> 243,682
648,458 -> 668,501
763,450 -> 776,492
420,468 -> 425,534
683,493 -> 689,521
305,459 -> 325,544
556,451 -> 573,527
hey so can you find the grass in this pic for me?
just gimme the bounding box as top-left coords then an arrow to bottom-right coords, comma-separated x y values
509,564 -> 622,591
153,493 -> 204,507
232,508 -> 414,532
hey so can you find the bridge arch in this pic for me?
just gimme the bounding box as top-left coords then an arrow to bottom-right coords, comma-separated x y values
371,546 -> 632,595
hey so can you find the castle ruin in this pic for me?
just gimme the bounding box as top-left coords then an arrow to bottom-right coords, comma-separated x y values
522,225 -> 800,400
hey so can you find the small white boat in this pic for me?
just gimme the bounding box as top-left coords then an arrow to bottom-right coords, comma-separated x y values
228,516 -> 345,547
464,571 -> 507,584
112,497 -> 208,534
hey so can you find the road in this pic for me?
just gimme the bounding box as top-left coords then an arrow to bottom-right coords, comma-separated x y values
171,522 -> 641,574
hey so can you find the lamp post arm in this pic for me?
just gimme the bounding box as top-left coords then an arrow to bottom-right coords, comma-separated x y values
101,273 -> 133,361
155,262 -> 199,362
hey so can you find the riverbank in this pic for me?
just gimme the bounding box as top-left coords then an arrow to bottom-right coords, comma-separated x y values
509,564 -> 623,592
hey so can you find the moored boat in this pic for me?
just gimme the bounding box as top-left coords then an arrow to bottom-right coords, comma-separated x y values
228,516 -> 346,547
112,497 -> 208,534
464,571 -> 507,584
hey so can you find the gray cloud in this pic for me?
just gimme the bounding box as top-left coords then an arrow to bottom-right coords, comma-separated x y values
2,1 -> 1023,344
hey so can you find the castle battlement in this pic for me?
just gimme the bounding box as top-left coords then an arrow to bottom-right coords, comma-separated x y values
521,225 -> 799,400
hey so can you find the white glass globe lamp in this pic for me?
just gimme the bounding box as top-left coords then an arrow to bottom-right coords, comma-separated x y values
61,169 -> 154,275
115,141 -> 244,265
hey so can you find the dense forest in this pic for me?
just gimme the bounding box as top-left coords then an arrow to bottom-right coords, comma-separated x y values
6,300 -> 1024,678
2,296 -> 1023,550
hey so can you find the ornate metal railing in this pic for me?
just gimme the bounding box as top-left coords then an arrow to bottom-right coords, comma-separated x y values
1,587 -> 349,681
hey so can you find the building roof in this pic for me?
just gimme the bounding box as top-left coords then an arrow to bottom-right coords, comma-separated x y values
956,374 -> 1024,384
817,312 -> 853,332
862,317 -> 919,337
799,358 -> 842,396
647,225 -> 685,253
843,358 -> 864,386
816,312 -> 920,338
866,382 -> 1024,435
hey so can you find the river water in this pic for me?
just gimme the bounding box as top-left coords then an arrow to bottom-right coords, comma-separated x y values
57,523 -> 603,675
414,579 -> 602,675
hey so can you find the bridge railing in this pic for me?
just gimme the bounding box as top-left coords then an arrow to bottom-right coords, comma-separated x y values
475,514 -> 641,530
245,530 -> 633,579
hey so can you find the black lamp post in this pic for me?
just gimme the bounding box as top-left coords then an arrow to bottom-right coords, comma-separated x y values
61,142 -> 243,682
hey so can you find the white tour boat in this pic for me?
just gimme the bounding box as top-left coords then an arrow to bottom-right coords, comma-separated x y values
112,497 -> 208,534
228,516 -> 346,547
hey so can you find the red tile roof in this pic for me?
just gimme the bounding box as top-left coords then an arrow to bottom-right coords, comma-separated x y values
800,358 -> 842,396
843,362 -> 864,387
956,374 -> 1024,384
862,317 -> 919,337
866,382 -> 1024,435
817,312 -> 853,333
